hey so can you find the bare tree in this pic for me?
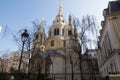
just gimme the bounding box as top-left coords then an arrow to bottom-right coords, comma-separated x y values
73,15 -> 99,52
0,51 -> 10,72
2,19 -> 49,79
73,15 -> 99,80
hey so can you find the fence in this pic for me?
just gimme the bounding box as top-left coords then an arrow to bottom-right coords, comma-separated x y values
47,73 -> 101,80
0,72 -> 101,80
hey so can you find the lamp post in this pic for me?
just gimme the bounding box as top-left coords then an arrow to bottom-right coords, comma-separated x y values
18,29 -> 29,74
27,34 -> 31,80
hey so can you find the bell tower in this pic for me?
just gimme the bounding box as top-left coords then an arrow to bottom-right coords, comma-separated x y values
48,1 -> 66,37
33,20 -> 46,50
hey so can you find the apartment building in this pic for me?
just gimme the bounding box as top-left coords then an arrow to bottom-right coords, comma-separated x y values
97,0 -> 120,77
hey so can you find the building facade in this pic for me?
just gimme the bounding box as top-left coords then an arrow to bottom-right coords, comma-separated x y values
3,51 -> 29,73
81,49 -> 100,80
97,0 -> 120,77
32,3 -> 81,80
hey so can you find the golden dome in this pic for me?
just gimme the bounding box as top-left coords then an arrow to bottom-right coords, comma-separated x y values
40,44 -> 45,51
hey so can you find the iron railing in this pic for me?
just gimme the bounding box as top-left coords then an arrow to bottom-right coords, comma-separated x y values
0,72 -> 101,80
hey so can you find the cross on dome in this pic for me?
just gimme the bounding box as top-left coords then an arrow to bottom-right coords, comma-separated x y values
59,0 -> 62,5
58,0 -> 62,15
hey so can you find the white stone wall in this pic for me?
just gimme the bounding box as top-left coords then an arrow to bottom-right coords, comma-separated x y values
100,53 -> 120,76
50,56 -> 65,74
98,6 -> 120,77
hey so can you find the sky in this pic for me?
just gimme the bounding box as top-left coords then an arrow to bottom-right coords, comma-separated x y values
0,0 -> 116,53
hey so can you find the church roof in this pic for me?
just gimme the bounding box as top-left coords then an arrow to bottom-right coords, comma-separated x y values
51,2 -> 66,27
37,20 -> 45,33
88,49 -> 97,53
81,49 -> 97,59
105,1 -> 120,14
109,1 -> 120,13
82,53 -> 92,59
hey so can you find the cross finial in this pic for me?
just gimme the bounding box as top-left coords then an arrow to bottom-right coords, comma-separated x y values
58,0 -> 62,14
69,10 -> 72,15
41,17 -> 44,22
59,0 -> 62,5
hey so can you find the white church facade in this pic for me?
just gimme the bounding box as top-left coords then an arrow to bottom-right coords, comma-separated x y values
31,3 -> 81,80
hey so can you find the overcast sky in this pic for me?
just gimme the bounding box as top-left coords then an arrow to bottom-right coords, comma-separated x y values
0,0 -> 116,52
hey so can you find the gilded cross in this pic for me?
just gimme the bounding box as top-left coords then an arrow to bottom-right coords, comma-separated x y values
59,0 -> 62,5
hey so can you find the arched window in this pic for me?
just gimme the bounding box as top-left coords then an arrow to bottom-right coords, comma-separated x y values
62,20 -> 64,23
51,40 -> 54,47
41,35 -> 42,39
54,28 -> 59,35
49,31 -> 51,36
62,29 -> 64,36
54,29 -> 56,35
56,28 -> 59,35
68,30 -> 72,35
44,36 -> 45,40
36,34 -> 39,39
63,40 -> 65,47
41,35 -> 42,42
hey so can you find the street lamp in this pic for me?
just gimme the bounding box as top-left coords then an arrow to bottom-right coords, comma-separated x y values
18,29 -> 29,73
21,29 -> 29,42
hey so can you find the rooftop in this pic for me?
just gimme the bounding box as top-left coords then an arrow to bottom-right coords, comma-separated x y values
105,1 -> 120,14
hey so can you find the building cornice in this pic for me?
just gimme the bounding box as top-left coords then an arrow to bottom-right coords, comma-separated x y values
106,12 -> 120,17
98,20 -> 107,47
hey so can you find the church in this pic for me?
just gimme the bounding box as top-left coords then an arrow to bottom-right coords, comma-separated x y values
31,2 -> 81,79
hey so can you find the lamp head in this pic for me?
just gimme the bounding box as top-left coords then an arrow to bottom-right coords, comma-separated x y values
21,29 -> 29,42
